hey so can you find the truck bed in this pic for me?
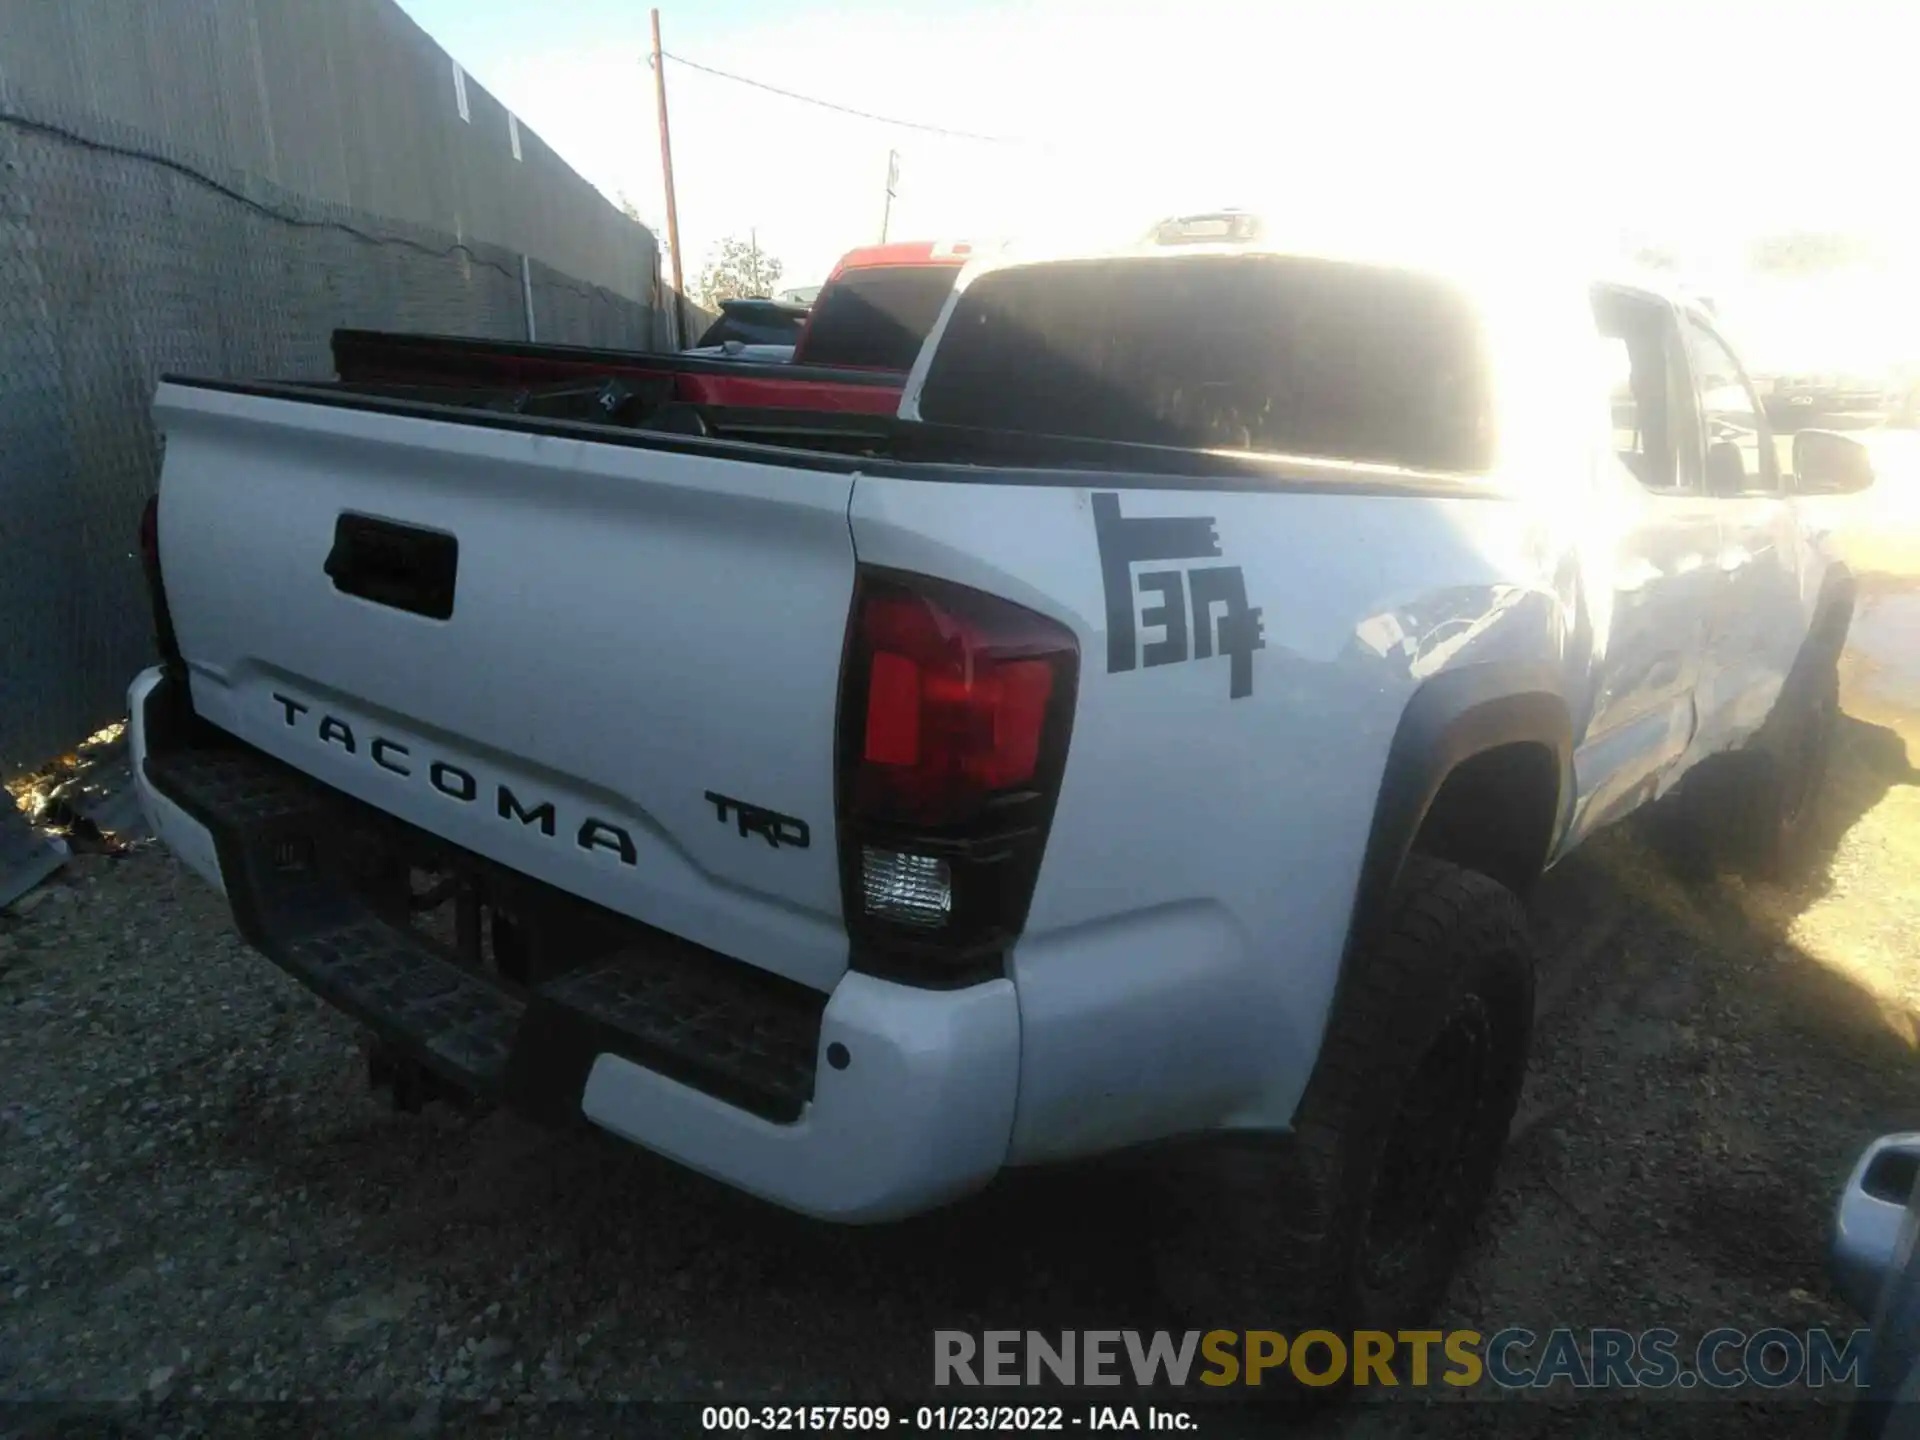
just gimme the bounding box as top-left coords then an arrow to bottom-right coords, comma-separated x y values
180,369 -> 1498,495
331,329 -> 904,416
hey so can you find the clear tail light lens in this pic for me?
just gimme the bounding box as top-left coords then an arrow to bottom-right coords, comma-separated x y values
860,848 -> 952,929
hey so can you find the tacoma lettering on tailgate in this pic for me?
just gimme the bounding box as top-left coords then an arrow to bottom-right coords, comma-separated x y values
272,691 -> 639,865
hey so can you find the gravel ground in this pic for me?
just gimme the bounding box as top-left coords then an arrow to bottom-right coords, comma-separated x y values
3,671 -> 1917,1438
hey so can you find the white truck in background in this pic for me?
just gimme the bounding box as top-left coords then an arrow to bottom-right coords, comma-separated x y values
129,217 -> 1860,1346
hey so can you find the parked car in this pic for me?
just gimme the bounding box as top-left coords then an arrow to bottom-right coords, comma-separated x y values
1832,1134 -> 1920,1434
678,340 -> 797,364
132,224 -> 1851,1342
1754,368 -> 1888,420
690,297 -> 811,351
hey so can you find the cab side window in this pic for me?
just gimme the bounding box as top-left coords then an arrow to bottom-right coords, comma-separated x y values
1682,317 -> 1778,495
1600,335 -> 1656,484
1592,286 -> 1698,494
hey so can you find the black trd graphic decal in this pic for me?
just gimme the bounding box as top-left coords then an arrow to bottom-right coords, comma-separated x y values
1092,493 -> 1265,698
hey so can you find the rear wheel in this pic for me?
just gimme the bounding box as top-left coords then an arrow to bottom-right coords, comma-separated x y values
1153,856 -> 1534,1388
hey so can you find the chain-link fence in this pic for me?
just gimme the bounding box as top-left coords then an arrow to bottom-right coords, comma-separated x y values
0,2 -> 679,776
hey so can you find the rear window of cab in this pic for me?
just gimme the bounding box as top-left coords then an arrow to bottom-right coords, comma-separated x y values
917,254 -> 1496,474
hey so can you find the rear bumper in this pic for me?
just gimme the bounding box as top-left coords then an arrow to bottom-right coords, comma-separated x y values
579,978 -> 1018,1221
130,668 -> 226,896
126,665 -> 1019,1222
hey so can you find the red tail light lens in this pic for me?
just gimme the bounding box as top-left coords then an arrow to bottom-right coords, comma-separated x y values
838,569 -> 1078,984
851,578 -> 1071,828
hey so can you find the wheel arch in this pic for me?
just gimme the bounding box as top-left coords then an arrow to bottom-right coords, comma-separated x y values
1354,662 -> 1574,912
1311,664 -> 1572,1097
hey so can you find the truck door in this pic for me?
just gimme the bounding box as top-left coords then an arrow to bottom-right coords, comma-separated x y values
1679,311 -> 1805,748
1563,288 -> 1724,847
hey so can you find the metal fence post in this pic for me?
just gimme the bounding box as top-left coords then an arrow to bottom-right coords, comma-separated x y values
521,252 -> 537,342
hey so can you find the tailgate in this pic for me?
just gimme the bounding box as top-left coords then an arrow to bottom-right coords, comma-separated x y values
152,382 -> 856,991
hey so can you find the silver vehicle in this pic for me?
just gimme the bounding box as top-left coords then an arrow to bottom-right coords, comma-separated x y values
1833,1134 -> 1920,1434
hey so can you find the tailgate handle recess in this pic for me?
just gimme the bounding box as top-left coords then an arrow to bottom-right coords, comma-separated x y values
324,514 -> 458,621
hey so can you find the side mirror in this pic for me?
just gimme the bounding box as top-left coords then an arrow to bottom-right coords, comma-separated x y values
1794,429 -> 1877,495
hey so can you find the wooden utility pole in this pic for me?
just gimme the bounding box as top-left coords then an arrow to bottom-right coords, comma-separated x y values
880,149 -> 899,244
650,9 -> 687,345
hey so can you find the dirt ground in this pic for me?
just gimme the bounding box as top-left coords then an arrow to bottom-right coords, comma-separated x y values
2,595 -> 1917,1438
1343,590 -> 1920,1436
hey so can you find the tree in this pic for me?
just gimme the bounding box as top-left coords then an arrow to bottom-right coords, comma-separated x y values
614,190 -> 645,225
698,234 -> 784,305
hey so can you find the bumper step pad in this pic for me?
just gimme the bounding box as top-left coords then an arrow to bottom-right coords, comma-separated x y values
529,952 -> 821,1123
293,916 -> 525,1092
143,731 -> 822,1120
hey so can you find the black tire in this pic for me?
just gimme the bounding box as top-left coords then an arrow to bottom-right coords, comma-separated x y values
1736,657 -> 1840,881
1153,856 -> 1534,1380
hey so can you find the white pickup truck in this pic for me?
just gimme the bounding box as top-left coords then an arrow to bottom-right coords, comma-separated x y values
130,225 -> 1859,1341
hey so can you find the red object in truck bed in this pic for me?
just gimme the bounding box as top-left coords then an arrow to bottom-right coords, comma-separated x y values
330,330 -> 905,415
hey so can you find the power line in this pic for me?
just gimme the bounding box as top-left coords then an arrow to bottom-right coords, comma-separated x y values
660,50 -> 1019,144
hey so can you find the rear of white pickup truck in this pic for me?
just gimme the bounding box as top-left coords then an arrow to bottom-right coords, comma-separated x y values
139,235 -> 1820,1345
133,384 -> 1053,1223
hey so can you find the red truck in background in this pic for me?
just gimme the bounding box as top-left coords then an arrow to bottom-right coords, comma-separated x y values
788,239 -> 976,370
330,239 -> 975,422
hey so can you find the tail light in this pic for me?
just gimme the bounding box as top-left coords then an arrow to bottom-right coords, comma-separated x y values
138,494 -> 182,664
837,568 -> 1078,986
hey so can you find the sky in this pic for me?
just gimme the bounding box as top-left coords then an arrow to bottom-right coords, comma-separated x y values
394,0 -> 1920,306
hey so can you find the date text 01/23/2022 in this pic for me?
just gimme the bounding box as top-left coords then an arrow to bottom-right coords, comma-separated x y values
700,1405 -> 1198,1432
